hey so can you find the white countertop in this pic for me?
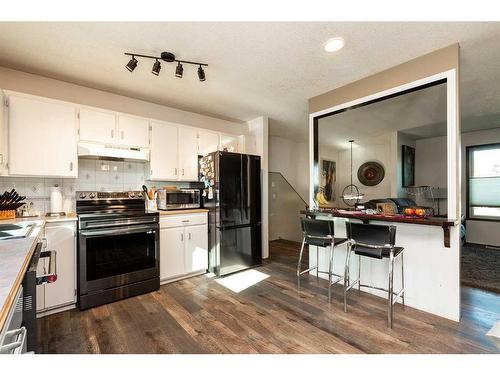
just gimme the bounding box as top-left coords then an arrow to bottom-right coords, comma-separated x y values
0,220 -> 44,333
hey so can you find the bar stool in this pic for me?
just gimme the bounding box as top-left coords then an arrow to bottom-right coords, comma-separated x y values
343,222 -> 405,328
297,217 -> 348,303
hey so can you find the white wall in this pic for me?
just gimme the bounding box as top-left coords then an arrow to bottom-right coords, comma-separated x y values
269,136 -> 309,201
415,136 -> 448,212
411,127 -> 500,246
0,66 -> 247,135
248,117 -> 269,259
334,141 -> 392,207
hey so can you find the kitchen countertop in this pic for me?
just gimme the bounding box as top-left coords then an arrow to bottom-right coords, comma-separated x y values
0,220 -> 44,333
153,209 -> 209,216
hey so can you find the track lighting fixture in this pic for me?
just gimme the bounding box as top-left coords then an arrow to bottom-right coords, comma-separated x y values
175,62 -> 183,78
124,51 -> 208,81
197,65 -> 206,82
152,59 -> 161,76
125,56 -> 138,72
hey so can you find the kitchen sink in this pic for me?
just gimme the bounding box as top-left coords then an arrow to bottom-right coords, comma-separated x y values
0,222 -> 36,240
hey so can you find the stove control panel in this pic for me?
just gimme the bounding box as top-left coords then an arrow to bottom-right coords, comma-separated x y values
76,191 -> 145,201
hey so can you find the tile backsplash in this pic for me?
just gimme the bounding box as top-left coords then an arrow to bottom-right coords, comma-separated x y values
0,159 -> 150,214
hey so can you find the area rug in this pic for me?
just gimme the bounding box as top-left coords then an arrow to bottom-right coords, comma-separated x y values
461,244 -> 500,293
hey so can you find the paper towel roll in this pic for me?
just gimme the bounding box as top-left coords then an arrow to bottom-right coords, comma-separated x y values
50,185 -> 63,213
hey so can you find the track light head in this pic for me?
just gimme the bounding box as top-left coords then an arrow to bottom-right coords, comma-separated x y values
197,65 -> 206,82
152,59 -> 161,76
126,56 -> 138,72
175,62 -> 183,78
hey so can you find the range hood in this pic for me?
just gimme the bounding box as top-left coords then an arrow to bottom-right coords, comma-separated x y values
78,142 -> 149,162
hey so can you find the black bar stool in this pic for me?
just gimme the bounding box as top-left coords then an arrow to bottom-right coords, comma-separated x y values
297,217 -> 348,303
344,222 -> 405,328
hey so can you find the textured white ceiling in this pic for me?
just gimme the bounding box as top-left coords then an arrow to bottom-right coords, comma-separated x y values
318,83 -> 447,150
0,22 -> 499,139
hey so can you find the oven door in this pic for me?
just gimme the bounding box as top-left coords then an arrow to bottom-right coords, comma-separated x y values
78,223 -> 159,295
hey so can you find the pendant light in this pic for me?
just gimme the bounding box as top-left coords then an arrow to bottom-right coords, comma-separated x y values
341,140 -> 364,207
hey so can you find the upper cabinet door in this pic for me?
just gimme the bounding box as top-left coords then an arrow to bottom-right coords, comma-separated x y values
198,130 -> 219,156
8,95 -> 78,177
150,121 -> 178,180
178,127 -> 199,181
117,115 -> 150,148
79,108 -> 116,144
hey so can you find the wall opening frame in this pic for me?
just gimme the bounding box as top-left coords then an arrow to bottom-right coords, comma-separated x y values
309,70 -> 460,222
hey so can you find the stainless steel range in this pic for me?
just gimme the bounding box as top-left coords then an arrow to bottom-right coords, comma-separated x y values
76,191 -> 159,310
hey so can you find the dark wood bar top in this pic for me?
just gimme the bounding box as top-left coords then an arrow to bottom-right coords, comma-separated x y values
301,209 -> 456,247
301,208 -> 455,227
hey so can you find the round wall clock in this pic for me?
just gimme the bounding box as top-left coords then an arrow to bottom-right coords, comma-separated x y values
357,161 -> 385,186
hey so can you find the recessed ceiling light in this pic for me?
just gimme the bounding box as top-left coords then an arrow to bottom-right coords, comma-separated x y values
324,37 -> 345,52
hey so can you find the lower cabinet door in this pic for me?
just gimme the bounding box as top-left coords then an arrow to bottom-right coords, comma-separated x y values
44,223 -> 76,310
160,226 -> 186,280
184,224 -> 208,274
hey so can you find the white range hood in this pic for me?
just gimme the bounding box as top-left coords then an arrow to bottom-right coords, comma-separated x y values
78,141 -> 149,162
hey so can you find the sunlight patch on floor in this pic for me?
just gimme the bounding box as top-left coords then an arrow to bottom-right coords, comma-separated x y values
215,269 -> 270,293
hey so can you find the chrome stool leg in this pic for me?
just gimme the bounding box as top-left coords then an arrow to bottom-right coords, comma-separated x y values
388,251 -> 394,328
297,238 -> 306,291
343,244 -> 352,313
401,252 -> 405,306
316,246 -> 320,282
328,245 -> 333,303
358,255 -> 361,293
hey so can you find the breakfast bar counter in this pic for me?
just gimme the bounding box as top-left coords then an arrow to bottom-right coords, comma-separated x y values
301,209 -> 456,247
298,208 -> 461,321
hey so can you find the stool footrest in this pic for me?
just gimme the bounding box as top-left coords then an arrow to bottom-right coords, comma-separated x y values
298,266 -> 317,276
345,277 -> 360,292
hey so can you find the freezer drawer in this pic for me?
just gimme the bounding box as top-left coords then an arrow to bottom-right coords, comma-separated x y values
213,224 -> 262,276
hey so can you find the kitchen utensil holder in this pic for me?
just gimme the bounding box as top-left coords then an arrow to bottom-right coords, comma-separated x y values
146,199 -> 157,211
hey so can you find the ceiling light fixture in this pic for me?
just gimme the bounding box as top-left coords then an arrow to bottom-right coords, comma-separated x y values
324,37 -> 345,52
151,59 -> 161,76
341,140 -> 364,206
125,56 -> 138,72
175,62 -> 183,78
124,51 -> 208,81
197,65 -> 206,82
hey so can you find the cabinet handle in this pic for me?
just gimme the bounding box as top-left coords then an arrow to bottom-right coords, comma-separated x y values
69,162 -> 73,171
181,220 -> 190,223
182,168 -> 185,176
181,233 -> 184,241
188,232 -> 191,240
174,168 -> 178,176
111,129 -> 114,138
121,130 -> 124,140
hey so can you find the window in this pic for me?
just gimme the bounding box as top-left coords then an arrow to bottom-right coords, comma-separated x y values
467,143 -> 500,220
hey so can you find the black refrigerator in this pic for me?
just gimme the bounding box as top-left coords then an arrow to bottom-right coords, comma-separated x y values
200,151 -> 262,276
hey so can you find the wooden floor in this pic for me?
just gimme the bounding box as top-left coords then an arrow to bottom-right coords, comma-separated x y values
37,240 -> 500,354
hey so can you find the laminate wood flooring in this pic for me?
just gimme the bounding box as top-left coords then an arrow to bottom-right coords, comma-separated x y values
37,240 -> 500,354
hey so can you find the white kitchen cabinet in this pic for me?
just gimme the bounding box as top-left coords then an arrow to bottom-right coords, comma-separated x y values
159,213 -> 208,282
220,133 -> 240,152
117,115 -> 150,148
79,107 -> 116,144
8,94 -> 78,178
150,121 -> 179,180
184,224 -> 209,273
178,127 -> 199,181
37,221 -> 77,313
198,129 -> 220,156
160,226 -> 185,280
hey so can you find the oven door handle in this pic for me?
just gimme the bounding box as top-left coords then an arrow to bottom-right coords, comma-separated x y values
80,225 -> 158,238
